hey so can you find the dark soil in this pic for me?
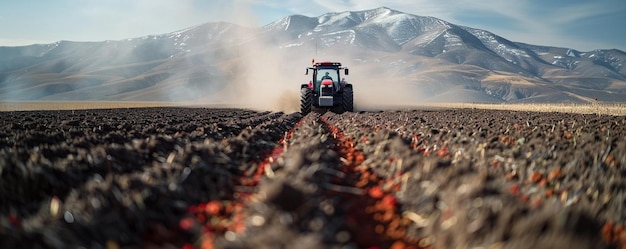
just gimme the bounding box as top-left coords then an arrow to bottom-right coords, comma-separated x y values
1,107 -> 625,249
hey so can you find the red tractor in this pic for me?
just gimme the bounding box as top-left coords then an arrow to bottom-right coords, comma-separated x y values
300,61 -> 353,115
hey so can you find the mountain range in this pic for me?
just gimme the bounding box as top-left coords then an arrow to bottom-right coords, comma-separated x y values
1,7 -> 625,104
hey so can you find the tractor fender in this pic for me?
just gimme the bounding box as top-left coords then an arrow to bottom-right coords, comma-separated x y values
340,83 -> 352,92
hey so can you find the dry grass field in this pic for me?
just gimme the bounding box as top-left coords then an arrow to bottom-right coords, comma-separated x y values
403,102 -> 626,116
0,101 -> 181,112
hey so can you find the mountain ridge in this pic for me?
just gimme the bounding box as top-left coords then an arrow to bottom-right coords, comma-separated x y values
1,7 -> 625,103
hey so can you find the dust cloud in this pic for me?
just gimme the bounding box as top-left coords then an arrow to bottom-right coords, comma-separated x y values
340,59 -> 424,111
191,42 -> 422,113
183,2 -> 423,113
220,41 -> 304,113
174,1 -> 301,113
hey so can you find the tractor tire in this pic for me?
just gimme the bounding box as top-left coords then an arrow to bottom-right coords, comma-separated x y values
342,85 -> 353,112
300,87 -> 312,115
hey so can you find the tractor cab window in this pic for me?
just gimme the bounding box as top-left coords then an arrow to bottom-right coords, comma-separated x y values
316,69 -> 338,84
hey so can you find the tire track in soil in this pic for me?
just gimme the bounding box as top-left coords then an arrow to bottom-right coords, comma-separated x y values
319,114 -> 422,249
183,116 -> 307,249
197,112 -> 421,249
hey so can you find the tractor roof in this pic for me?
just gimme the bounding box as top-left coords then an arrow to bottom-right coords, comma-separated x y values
314,62 -> 342,67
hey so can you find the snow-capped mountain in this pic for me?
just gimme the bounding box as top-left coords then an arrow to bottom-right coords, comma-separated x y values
1,7 -> 625,103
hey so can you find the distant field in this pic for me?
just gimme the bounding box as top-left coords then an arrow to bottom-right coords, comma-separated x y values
1,101 -> 625,116
0,101 -> 181,112
423,102 -> 626,116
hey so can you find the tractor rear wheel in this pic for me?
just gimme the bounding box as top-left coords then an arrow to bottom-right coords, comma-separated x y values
300,87 -> 312,115
342,85 -> 353,112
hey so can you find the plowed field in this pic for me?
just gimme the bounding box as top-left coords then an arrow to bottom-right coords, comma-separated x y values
1,107 -> 625,249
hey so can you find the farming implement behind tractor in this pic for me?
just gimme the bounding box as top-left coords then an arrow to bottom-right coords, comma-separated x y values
300,60 -> 353,115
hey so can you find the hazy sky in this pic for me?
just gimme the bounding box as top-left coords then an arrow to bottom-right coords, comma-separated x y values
1,0 -> 624,51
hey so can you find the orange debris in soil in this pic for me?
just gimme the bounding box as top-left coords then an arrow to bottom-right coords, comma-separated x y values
529,171 -> 543,183
369,186 -> 385,199
320,116 -> 422,249
564,133 -> 573,139
204,201 -> 221,216
436,147 -> 450,158
547,168 -> 562,181
602,221 -> 626,248
182,120 -> 305,247
509,184 -> 521,195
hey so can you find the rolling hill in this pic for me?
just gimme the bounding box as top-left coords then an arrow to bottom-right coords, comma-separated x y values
1,7 -> 625,103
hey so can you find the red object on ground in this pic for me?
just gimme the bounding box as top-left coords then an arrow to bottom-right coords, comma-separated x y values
179,217 -> 195,231
369,187 -> 384,199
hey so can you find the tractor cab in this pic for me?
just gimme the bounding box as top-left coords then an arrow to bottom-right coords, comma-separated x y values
305,62 -> 349,93
314,69 -> 340,93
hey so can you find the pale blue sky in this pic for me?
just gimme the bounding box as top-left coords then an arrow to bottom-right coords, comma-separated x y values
1,0 -> 624,51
